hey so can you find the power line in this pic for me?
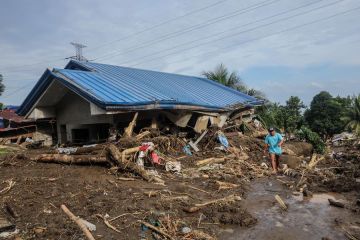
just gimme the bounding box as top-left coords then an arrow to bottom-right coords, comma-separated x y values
0,0 -> 228,71
87,0 -> 229,53
118,0 -> 328,65
94,0 -> 280,61
141,6 -> 360,70
126,0 -> 345,67
1,81 -> 36,98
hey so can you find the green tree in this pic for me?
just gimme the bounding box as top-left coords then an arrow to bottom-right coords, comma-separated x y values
296,126 -> 325,154
256,103 -> 286,130
283,96 -> 305,134
342,94 -> 360,135
202,63 -> 246,89
0,74 -> 4,96
304,91 -> 344,139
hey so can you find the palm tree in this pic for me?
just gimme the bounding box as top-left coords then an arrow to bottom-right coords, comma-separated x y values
202,63 -> 246,90
342,94 -> 360,135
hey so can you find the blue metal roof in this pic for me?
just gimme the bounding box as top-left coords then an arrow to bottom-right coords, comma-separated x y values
18,60 -> 261,115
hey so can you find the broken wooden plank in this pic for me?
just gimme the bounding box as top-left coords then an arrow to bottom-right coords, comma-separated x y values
275,194 -> 287,211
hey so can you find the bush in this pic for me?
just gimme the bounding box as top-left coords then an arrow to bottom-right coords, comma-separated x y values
295,126 -> 325,154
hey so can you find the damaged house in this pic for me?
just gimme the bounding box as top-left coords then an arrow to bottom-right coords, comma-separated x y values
17,60 -> 261,145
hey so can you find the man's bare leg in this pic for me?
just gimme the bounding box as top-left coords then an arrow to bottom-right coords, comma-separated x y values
275,155 -> 280,171
269,153 -> 277,174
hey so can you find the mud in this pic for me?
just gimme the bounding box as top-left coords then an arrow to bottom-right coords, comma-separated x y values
221,178 -> 360,240
0,134 -> 359,240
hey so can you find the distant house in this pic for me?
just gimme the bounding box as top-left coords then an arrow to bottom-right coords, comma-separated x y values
0,108 -> 54,145
17,60 -> 261,144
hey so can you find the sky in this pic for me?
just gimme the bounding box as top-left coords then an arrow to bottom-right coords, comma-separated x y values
0,0 -> 360,106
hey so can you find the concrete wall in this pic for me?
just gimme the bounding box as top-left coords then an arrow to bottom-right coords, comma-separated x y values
55,92 -> 114,143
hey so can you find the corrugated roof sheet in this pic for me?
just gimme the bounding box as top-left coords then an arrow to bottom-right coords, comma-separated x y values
61,61 -> 260,109
18,60 -> 261,115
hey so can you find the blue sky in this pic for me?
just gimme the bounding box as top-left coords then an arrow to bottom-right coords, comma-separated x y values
0,0 -> 359,106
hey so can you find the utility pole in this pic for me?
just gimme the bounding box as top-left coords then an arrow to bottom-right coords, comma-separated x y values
67,42 -> 87,61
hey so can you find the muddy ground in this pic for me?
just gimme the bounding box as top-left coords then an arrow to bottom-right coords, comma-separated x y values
0,134 -> 359,240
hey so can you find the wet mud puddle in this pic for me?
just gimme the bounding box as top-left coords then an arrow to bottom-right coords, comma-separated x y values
220,177 -> 359,240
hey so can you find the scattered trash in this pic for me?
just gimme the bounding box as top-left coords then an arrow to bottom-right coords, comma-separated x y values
217,131 -> 229,149
181,226 -> 192,234
81,219 -> 96,232
183,145 -> 192,156
165,161 -> 181,174
57,147 -> 78,155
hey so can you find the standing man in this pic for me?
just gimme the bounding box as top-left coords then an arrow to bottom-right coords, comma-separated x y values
264,127 -> 284,174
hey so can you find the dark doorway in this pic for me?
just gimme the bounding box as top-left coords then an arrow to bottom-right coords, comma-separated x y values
72,128 -> 90,144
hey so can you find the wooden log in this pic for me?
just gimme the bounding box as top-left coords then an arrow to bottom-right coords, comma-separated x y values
60,204 -> 96,240
30,154 -> 108,164
328,199 -> 345,208
107,144 -> 164,184
196,157 -> 225,166
124,112 -> 138,137
184,195 -> 241,213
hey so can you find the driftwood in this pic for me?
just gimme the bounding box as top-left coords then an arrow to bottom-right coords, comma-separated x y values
328,199 -> 345,208
138,220 -> 174,240
30,154 -> 108,164
61,204 -> 96,240
184,194 -> 241,213
196,157 -> 225,166
121,146 -> 139,162
107,144 -> 164,184
0,179 -> 16,194
275,195 -> 288,211
215,180 -> 239,190
135,131 -> 151,140
124,112 -> 138,137
95,214 -> 121,233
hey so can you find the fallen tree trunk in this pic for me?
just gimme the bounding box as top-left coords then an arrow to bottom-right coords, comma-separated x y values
30,154 -> 108,164
107,144 -> 164,184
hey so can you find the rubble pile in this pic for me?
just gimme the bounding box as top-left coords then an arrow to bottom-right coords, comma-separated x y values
0,115 -> 359,239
